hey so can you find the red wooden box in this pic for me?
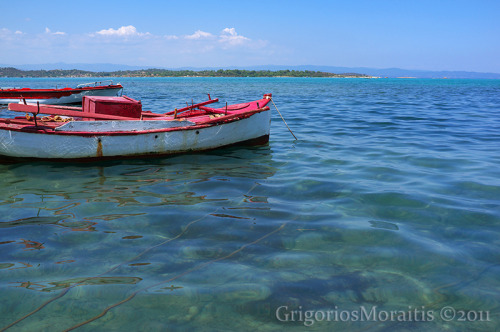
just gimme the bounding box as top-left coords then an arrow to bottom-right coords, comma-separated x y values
82,96 -> 142,120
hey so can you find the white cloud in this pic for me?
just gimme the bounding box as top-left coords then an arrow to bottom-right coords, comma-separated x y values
222,28 -> 237,36
164,35 -> 179,40
95,25 -> 150,37
0,25 -> 270,67
183,28 -> 250,48
185,30 -> 214,40
45,27 -> 66,35
219,28 -> 249,46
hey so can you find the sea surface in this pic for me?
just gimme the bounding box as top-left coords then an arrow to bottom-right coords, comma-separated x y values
0,77 -> 499,331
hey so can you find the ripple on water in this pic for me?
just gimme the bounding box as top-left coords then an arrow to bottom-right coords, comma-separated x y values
0,78 -> 499,331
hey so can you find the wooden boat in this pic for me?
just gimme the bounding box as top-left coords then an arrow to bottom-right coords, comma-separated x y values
0,94 -> 272,160
0,81 -> 123,105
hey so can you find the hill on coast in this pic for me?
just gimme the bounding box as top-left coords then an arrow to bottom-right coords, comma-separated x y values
1,64 -> 499,79
0,67 -> 369,78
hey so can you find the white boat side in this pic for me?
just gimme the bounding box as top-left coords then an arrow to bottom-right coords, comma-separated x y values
0,87 -> 123,105
0,109 -> 271,159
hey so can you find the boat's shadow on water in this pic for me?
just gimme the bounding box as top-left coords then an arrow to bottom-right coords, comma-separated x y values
0,143 -> 277,203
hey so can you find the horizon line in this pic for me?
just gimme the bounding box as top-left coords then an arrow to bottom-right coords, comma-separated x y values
1,63 -> 500,75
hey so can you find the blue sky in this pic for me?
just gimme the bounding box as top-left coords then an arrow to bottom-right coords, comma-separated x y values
1,0 -> 499,72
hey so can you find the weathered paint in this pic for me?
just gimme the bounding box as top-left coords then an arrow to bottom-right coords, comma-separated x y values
0,95 -> 273,160
96,138 -> 103,157
0,110 -> 270,159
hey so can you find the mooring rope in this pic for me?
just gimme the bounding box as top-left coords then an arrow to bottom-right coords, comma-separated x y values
270,98 -> 297,140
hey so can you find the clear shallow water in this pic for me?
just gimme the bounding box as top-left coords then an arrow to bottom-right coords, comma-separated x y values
0,77 -> 499,331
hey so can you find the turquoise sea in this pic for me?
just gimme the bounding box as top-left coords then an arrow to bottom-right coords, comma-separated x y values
0,77 -> 499,331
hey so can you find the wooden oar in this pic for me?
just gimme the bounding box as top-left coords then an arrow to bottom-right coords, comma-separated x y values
198,106 -> 222,114
200,106 -> 270,125
41,104 -> 83,111
8,103 -> 138,121
164,98 -> 219,115
141,111 -> 167,118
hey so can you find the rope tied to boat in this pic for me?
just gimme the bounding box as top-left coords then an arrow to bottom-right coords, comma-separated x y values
25,114 -> 73,122
41,115 -> 74,122
270,98 -> 297,140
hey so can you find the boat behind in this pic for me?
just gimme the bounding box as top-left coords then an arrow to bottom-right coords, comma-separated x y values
0,81 -> 123,105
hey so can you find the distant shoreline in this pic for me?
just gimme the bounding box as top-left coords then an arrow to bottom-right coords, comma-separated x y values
0,67 -> 372,79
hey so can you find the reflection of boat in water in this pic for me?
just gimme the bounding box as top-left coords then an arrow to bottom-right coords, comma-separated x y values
0,81 -> 123,105
0,140 -> 277,207
0,94 -> 272,160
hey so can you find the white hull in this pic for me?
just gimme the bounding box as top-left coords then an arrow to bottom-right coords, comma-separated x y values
0,110 -> 271,160
0,87 -> 123,105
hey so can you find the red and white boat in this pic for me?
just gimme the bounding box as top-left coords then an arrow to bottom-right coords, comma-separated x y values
0,94 -> 272,160
0,81 -> 123,105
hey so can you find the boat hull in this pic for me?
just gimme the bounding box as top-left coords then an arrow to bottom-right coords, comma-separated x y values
0,86 -> 123,105
0,109 -> 271,160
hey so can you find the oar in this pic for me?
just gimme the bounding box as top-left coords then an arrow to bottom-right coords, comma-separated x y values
201,106 -> 270,125
164,98 -> 219,115
141,111 -> 167,118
